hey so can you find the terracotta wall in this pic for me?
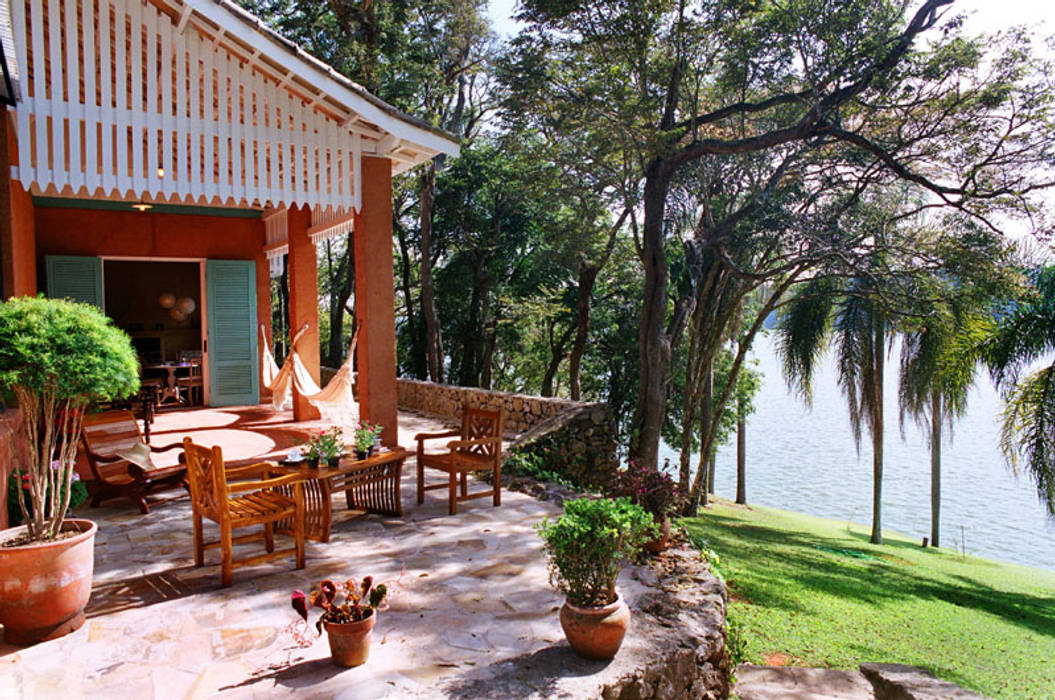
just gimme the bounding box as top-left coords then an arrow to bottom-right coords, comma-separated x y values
34,206 -> 264,267
0,410 -> 22,529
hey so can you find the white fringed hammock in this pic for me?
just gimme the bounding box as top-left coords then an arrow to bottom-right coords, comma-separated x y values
261,322 -> 360,426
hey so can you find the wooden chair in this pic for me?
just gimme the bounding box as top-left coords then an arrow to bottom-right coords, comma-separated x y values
182,439 -> 307,587
177,357 -> 203,405
415,407 -> 504,515
81,410 -> 186,513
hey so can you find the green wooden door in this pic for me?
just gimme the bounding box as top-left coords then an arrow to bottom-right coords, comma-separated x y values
46,255 -> 103,307
206,260 -> 259,406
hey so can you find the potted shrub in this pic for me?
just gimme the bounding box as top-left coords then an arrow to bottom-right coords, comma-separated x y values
537,497 -> 656,660
291,576 -> 390,667
610,464 -> 685,552
353,421 -> 382,460
0,296 -> 138,644
306,426 -> 343,467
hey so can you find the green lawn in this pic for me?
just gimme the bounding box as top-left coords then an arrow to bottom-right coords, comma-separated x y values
683,500 -> 1055,700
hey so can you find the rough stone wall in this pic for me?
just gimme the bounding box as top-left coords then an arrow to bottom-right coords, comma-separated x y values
396,378 -> 582,434
508,404 -> 620,489
395,378 -> 620,489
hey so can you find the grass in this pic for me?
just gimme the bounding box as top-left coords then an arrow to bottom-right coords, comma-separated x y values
683,500 -> 1055,700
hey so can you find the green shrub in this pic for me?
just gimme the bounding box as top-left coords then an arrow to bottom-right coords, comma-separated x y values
0,296 -> 138,541
537,497 -> 657,607
7,472 -> 88,527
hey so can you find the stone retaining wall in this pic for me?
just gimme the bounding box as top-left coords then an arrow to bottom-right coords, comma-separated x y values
396,378 -> 584,434
395,378 -> 620,488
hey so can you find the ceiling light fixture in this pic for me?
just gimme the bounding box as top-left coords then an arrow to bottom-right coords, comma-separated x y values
131,200 -> 153,212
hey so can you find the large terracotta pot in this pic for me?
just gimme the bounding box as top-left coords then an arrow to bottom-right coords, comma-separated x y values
0,519 -> 97,645
324,611 -> 376,667
559,592 -> 631,661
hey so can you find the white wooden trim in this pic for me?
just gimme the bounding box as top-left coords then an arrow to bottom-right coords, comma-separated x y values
8,0 -> 444,211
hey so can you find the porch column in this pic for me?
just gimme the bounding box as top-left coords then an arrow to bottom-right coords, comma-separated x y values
0,114 -> 36,298
287,204 -> 321,421
354,156 -> 399,446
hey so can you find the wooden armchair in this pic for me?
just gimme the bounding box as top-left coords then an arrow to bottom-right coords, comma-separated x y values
415,407 -> 504,516
81,410 -> 186,513
182,439 -> 306,587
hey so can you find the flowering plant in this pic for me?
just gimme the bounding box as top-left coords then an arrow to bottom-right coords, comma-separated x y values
353,421 -> 383,452
306,426 -> 343,460
609,463 -> 684,518
290,577 -> 389,639
6,465 -> 88,528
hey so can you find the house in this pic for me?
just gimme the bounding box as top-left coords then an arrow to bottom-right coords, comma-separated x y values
0,0 -> 458,445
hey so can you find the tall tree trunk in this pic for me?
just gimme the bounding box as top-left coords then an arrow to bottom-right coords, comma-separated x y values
736,410 -> 747,504
697,359 -> 713,509
678,321 -> 700,493
568,263 -> 599,401
395,222 -> 425,378
419,164 -> 444,383
542,322 -> 572,397
326,237 -> 354,366
630,162 -> 672,471
930,389 -> 942,548
870,317 -> 885,545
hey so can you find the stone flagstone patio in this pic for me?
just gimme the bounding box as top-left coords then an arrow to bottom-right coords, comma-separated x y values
0,407 -> 679,699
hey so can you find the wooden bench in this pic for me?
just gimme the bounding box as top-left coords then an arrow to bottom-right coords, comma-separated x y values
81,410 -> 186,513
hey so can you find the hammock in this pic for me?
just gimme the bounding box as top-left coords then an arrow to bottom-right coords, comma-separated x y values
261,323 -> 360,426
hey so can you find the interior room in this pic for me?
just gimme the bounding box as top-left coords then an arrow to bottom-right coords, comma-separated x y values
103,259 -> 203,368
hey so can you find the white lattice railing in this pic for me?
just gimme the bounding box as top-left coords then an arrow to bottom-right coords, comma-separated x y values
9,0 -> 364,211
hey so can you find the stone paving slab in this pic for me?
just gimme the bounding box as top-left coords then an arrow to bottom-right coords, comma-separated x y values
2,407 -> 667,699
734,665 -> 876,700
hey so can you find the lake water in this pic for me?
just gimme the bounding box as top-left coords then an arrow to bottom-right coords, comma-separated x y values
660,334 -> 1055,571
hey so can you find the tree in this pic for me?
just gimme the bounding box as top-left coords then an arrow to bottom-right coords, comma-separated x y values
898,290 -> 981,548
778,261 -> 895,545
984,267 -> 1055,520
0,298 -> 138,541
508,0 -> 1055,473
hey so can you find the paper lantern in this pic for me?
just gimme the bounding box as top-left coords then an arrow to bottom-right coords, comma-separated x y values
169,308 -> 187,322
177,297 -> 197,315
158,292 -> 176,309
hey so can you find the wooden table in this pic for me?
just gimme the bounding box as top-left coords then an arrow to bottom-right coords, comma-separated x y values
275,448 -> 408,542
144,363 -> 192,404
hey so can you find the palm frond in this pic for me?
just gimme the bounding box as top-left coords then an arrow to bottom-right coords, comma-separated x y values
776,277 -> 837,406
1000,363 -> 1055,520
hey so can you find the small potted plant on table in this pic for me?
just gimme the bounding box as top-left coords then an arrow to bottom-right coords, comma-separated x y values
0,297 -> 139,644
306,426 -> 343,467
537,497 -> 656,660
291,576 -> 389,667
353,421 -> 382,460
610,464 -> 684,552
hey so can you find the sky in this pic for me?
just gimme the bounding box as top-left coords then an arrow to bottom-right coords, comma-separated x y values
486,0 -> 1055,40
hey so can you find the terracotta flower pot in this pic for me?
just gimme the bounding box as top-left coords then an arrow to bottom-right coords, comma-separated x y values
644,515 -> 672,553
559,592 -> 631,661
0,519 -> 97,645
324,611 -> 376,667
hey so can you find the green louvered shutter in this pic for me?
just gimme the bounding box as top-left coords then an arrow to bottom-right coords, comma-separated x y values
46,256 -> 103,307
206,260 -> 259,406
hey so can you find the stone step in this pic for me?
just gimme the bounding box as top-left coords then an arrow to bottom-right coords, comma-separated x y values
734,665 -> 876,700
859,663 -> 992,700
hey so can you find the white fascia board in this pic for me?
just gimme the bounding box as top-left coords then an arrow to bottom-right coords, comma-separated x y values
183,0 -> 460,159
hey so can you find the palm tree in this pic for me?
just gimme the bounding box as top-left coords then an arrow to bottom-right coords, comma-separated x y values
898,294 -> 979,548
778,274 -> 893,544
984,267 -> 1055,519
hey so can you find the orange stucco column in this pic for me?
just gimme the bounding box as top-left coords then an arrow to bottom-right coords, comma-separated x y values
0,113 -> 36,299
287,204 -> 321,421
354,156 -> 399,446
255,247 -> 272,402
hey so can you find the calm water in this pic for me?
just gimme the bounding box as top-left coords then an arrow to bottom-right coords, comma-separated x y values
660,334 -> 1055,571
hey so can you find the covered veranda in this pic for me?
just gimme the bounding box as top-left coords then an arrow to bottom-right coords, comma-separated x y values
0,0 -> 459,452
